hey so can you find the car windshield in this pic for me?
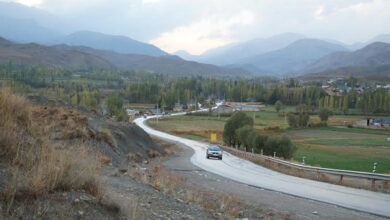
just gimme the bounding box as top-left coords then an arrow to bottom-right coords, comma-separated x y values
209,146 -> 221,151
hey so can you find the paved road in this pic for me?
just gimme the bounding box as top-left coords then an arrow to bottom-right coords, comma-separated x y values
134,115 -> 390,218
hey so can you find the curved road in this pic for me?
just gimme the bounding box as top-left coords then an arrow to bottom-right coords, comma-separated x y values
134,114 -> 390,218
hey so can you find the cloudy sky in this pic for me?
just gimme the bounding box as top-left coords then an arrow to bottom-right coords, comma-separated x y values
4,0 -> 390,54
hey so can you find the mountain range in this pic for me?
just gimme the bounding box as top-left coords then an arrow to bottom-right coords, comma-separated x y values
189,33 -> 306,65
0,37 -> 249,77
1,1 -> 390,79
48,31 -> 167,56
300,42 -> 390,77
234,39 -> 349,75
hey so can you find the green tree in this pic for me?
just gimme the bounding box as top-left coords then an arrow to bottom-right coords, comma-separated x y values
116,109 -> 129,122
107,94 -> 124,116
287,113 -> 298,128
223,112 -> 254,147
235,125 -> 255,151
276,136 -> 297,159
252,133 -> 268,153
275,100 -> 283,113
318,108 -> 333,125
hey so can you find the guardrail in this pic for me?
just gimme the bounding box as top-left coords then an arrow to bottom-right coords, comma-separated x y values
220,146 -> 390,191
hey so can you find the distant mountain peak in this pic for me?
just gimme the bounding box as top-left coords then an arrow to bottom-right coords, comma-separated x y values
50,31 -> 168,56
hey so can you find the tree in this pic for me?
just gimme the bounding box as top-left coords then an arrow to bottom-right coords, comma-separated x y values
276,136 -> 297,159
287,113 -> 298,128
318,108 -> 333,125
235,125 -> 255,151
223,112 -> 254,147
275,100 -> 283,113
116,109 -> 129,122
287,113 -> 309,128
107,94 -> 124,116
263,136 -> 296,159
252,133 -> 268,153
298,113 -> 310,127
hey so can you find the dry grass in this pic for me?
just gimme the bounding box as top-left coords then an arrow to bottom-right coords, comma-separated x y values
99,155 -> 113,165
0,90 -> 105,213
96,128 -> 117,147
146,149 -> 160,158
130,164 -> 249,218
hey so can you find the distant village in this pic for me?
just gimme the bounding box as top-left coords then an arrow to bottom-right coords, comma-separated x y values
321,77 -> 390,96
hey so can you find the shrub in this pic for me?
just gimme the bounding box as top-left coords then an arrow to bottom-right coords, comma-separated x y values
262,136 -> 296,159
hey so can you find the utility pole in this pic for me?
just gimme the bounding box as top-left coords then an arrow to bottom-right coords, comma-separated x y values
156,103 -> 159,124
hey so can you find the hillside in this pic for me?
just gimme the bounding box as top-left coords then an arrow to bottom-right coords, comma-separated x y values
50,31 -> 168,56
57,44 -> 249,76
0,37 -> 248,77
236,38 -> 349,76
0,37 -> 113,70
302,42 -> 390,75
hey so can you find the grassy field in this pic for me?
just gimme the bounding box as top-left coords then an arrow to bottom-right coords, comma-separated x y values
147,106 -> 390,173
287,127 -> 390,173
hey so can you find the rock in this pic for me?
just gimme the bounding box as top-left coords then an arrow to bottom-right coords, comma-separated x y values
78,211 -> 84,216
119,168 -> 127,173
74,198 -> 80,203
80,194 -> 94,201
312,211 -> 318,215
143,160 -> 149,164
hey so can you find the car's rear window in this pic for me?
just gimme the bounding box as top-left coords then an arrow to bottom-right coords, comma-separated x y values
209,146 -> 221,151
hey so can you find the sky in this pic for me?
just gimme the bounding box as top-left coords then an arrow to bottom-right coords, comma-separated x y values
4,0 -> 390,55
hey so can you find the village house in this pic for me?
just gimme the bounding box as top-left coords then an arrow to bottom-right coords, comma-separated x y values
173,103 -> 183,112
213,104 -> 235,113
235,105 -> 261,112
126,109 -> 139,118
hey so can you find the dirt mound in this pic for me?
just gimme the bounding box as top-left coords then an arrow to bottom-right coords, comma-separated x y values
27,95 -> 162,165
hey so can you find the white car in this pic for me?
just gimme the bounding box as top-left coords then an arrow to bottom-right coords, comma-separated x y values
206,146 -> 222,160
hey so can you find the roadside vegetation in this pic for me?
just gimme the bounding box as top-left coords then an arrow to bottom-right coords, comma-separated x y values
0,90 -> 108,217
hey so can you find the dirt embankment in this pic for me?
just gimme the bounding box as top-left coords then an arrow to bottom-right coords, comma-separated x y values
0,93 -> 212,219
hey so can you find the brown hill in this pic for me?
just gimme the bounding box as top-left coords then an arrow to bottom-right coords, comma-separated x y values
0,37 -> 113,70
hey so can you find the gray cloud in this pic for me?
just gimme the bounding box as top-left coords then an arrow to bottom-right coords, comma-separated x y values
3,0 -> 390,53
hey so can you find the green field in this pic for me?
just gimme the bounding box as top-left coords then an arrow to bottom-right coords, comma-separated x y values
288,127 -> 390,173
147,106 -> 390,173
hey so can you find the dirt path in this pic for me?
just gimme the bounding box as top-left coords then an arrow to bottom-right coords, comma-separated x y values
162,142 -> 388,220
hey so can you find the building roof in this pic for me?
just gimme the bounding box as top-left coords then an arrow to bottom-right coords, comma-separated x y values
236,105 -> 261,109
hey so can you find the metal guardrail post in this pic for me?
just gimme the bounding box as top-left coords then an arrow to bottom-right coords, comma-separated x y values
373,162 -> 377,173
261,149 -> 263,155
302,156 -> 306,165
273,152 -> 276,158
